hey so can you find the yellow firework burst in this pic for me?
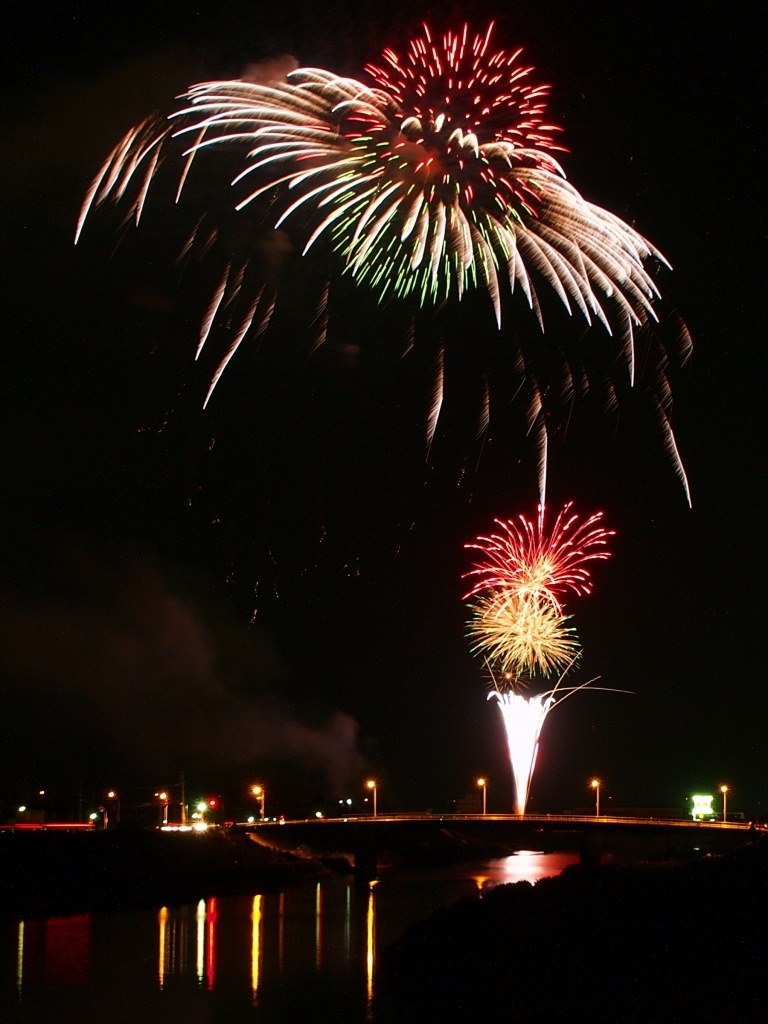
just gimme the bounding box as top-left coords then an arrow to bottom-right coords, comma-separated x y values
467,591 -> 580,678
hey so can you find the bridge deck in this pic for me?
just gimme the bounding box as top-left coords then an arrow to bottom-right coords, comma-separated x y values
241,813 -> 761,877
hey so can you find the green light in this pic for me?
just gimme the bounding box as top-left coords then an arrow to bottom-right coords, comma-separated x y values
691,794 -> 715,820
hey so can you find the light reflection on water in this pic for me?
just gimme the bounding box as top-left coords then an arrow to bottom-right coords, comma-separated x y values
251,893 -> 262,1001
2,852 -> 577,1022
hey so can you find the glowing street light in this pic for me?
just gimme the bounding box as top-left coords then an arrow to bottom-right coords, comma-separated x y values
590,778 -> 601,817
476,777 -> 488,815
720,784 -> 729,823
156,791 -> 170,826
251,784 -> 265,821
106,789 -> 120,827
366,779 -> 377,817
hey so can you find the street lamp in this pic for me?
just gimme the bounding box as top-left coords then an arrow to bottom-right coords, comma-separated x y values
251,784 -> 265,821
156,791 -> 169,826
476,777 -> 487,815
106,790 -> 120,827
590,778 -> 601,817
366,779 -> 377,817
720,784 -> 729,823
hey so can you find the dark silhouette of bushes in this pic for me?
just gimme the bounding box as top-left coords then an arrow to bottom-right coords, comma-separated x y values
383,841 -> 768,1022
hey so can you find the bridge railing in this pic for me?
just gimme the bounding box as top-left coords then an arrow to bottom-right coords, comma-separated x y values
240,813 -> 761,831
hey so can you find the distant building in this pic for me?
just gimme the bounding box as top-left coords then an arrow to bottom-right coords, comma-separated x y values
455,793 -> 483,814
570,806 -> 688,819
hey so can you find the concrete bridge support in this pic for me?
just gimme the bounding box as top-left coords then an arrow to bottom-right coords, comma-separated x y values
579,831 -> 604,867
353,836 -> 378,881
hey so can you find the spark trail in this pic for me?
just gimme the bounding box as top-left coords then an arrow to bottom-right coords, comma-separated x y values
76,23 -> 691,501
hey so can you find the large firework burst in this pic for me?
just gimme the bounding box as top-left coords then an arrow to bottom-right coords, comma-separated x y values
76,22 -> 690,502
78,24 -> 661,324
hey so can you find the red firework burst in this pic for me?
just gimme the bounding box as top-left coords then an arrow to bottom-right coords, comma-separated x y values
364,21 -> 563,150
463,502 -> 614,613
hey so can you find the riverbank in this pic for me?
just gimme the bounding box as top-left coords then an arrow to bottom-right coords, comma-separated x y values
0,827 -> 336,921
383,835 -> 768,1022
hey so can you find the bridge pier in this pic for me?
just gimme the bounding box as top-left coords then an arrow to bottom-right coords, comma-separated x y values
579,831 -> 604,867
353,838 -> 378,881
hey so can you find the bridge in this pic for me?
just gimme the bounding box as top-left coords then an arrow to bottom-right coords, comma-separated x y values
241,813 -> 762,878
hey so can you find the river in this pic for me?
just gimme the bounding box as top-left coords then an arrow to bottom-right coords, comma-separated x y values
1,851 -> 578,1023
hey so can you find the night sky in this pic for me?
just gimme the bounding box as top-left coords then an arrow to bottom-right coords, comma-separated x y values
1,2 -> 764,820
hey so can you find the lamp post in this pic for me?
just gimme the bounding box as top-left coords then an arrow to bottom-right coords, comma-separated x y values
366,779 -> 377,817
251,784 -> 265,821
157,791 -> 169,826
106,790 -> 120,827
590,778 -> 601,817
720,784 -> 729,823
476,777 -> 487,815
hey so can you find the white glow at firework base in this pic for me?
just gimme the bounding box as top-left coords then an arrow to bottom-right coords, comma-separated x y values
489,691 -> 555,816
488,676 -> 627,816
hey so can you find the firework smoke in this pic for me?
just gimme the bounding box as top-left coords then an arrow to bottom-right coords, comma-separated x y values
0,534 -> 364,795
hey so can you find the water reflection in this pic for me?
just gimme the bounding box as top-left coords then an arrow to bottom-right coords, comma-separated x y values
314,882 -> 323,971
277,891 -> 285,972
479,851 -> 577,888
11,913 -> 92,997
203,895 -> 217,987
158,903 -> 188,984
158,897 -> 221,991
3,852 -> 577,1021
366,881 -> 377,1014
195,900 -> 205,984
15,921 -> 23,998
468,851 -> 572,891
251,894 -> 262,1002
